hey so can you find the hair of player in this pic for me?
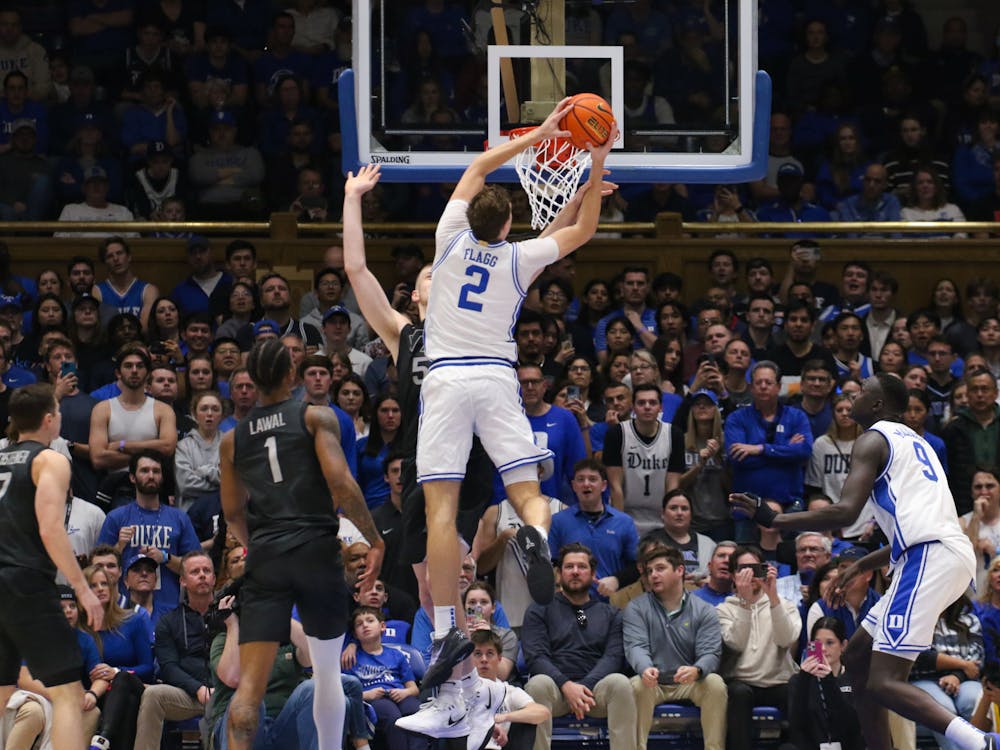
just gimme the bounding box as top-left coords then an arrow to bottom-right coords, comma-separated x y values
467,185 -> 512,242
247,339 -> 292,394
8,383 -> 57,434
876,372 -> 909,414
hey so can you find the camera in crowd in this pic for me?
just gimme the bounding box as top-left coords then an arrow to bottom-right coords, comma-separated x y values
204,576 -> 244,633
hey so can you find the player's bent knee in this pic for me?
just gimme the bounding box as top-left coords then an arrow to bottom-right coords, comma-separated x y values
228,703 -> 260,741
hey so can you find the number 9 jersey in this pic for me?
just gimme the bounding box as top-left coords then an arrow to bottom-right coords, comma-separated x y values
866,420 -> 975,575
425,200 -> 559,363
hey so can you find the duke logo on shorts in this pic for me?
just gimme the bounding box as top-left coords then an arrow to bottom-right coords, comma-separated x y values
859,421 -> 976,658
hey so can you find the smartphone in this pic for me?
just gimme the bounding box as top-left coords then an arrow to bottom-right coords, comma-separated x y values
60,361 -> 77,377
748,563 -> 768,579
805,640 -> 824,663
566,385 -> 581,401
560,334 -> 573,352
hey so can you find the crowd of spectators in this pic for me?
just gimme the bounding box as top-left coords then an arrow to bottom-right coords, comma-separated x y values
4,0 -> 1000,749
5,224 -> 1000,749
0,0 -> 999,230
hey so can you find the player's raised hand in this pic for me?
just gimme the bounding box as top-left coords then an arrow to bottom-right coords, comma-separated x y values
344,164 -> 382,197
588,122 -> 619,163
357,541 -> 384,592
536,97 -> 573,140
826,561 -> 862,608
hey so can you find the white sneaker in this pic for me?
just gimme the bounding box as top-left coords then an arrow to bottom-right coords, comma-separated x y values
465,677 -> 508,750
395,682 -> 470,738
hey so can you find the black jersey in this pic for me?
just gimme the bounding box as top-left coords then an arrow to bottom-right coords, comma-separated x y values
396,322 -> 428,460
233,399 -> 338,557
0,441 -> 58,576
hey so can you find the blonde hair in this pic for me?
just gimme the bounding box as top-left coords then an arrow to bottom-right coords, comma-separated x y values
685,398 -> 723,452
980,556 -> 1000,604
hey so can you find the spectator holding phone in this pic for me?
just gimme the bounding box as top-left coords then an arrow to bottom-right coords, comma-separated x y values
781,616 -> 864,750
718,545 -> 801,750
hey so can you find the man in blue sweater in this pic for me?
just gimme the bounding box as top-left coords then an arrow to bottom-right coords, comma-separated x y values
724,361 -> 812,539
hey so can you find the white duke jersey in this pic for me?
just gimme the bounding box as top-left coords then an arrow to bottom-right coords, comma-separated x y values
866,420 -> 974,573
426,200 -> 559,362
621,420 -> 676,537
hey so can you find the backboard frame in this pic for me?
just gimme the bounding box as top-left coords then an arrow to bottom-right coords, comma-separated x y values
341,0 -> 772,184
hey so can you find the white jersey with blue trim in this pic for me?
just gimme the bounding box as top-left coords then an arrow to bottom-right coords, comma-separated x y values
866,420 -> 974,574
425,200 -> 559,362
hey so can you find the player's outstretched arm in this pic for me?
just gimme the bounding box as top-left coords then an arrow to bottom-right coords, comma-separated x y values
545,123 -> 619,258
219,431 -> 249,548
730,430 -> 887,531
343,164 -> 410,360
451,97 -> 574,203
34,450 -> 104,630
307,406 -> 384,588
538,175 -> 618,239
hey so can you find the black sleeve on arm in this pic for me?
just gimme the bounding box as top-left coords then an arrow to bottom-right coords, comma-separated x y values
602,424 -> 624,467
669,425 -> 686,472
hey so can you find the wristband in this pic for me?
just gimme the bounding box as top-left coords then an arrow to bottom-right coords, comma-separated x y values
85,690 -> 98,700
163,552 -> 170,564
746,493 -> 779,528
118,440 -> 126,453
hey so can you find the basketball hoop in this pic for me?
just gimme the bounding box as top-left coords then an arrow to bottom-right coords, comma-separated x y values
508,126 -> 592,230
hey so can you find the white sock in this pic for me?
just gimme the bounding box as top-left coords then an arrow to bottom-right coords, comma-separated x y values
433,605 -> 456,639
945,717 -> 985,750
306,634 -> 347,750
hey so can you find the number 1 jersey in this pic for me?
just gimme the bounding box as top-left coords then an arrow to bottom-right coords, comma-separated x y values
866,420 -> 973,572
425,199 -> 559,362
233,399 -> 339,557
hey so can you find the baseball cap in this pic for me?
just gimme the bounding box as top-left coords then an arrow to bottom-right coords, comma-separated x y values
76,112 -> 100,129
835,545 -> 869,563
148,140 -> 171,157
11,118 -> 35,134
127,554 -> 158,572
690,389 -> 720,405
253,319 -> 281,337
57,584 -> 76,601
210,110 -> 237,127
777,162 -> 804,178
337,517 -> 369,547
187,235 -> 210,252
83,166 -> 109,182
71,293 -> 100,310
322,305 -> 351,325
0,294 -> 24,311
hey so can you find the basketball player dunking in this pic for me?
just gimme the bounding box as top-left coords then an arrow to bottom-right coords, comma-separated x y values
731,373 -> 1000,750
391,100 -> 617,737
220,340 -> 383,750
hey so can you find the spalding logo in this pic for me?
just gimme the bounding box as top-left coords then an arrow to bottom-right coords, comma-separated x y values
586,115 -> 610,140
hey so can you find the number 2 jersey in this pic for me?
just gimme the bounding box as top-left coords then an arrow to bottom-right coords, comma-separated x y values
425,199 -> 559,362
866,420 -> 974,575
233,399 -> 338,558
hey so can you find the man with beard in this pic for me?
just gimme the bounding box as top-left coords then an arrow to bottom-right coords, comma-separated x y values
237,272 -> 321,350
522,543 -> 637,750
97,449 -> 201,612
88,343 -> 178,474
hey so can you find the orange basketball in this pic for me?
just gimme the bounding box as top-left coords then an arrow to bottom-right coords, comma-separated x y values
560,93 -> 616,150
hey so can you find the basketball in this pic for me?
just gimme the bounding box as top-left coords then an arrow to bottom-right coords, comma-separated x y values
560,93 -> 616,150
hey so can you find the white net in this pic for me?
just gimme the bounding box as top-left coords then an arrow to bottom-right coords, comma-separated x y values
511,131 -> 592,230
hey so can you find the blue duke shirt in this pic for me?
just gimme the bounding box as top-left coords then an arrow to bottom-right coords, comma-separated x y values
98,503 -> 201,611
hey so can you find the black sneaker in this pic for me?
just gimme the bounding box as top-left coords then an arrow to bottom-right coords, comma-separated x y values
421,626 -> 474,694
516,525 -> 554,604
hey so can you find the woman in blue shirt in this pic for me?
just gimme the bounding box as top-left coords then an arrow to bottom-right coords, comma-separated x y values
356,394 -> 401,509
